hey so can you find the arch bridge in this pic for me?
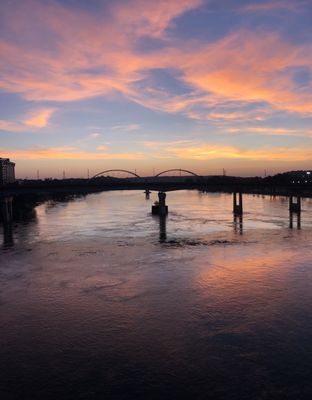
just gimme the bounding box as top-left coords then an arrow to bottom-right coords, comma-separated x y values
91,169 -> 141,179
154,169 -> 201,178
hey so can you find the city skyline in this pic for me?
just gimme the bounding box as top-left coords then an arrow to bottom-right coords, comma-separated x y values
1,0 -> 312,178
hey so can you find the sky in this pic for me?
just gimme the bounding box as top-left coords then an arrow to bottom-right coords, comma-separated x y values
0,0 -> 312,178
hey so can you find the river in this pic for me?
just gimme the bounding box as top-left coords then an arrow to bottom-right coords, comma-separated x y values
1,190 -> 312,399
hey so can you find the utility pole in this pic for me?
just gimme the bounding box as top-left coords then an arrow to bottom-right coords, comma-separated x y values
87,169 -> 90,179
37,169 -> 40,180
63,170 -> 66,180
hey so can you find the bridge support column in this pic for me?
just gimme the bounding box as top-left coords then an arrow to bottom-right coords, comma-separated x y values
144,189 -> 151,199
0,197 -> 13,223
289,212 -> 301,230
233,192 -> 243,215
152,192 -> 168,216
0,197 -> 14,248
289,196 -> 301,214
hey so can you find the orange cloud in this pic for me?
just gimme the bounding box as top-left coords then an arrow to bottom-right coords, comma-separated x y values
0,108 -> 55,132
178,31 -> 312,114
0,120 -> 25,133
225,126 -> 312,137
165,144 -> 312,161
141,140 -> 312,162
0,146 -> 145,160
24,108 -> 55,128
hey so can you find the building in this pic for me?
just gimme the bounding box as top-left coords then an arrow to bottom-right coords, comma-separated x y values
0,158 -> 15,185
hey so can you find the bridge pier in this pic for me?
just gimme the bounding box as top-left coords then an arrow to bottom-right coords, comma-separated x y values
289,212 -> 301,230
0,197 -> 14,248
144,189 -> 151,199
152,192 -> 168,216
289,196 -> 301,213
0,197 -> 13,223
233,192 -> 243,215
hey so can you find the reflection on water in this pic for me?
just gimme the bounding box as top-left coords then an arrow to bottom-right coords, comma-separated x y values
1,190 -> 312,399
289,211 -> 301,230
233,214 -> 243,235
158,215 -> 167,242
2,220 -> 14,247
2,190 -> 312,246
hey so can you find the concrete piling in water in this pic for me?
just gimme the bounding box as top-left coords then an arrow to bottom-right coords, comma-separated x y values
289,212 -> 301,230
152,191 -> 168,216
233,192 -> 243,215
289,196 -> 301,213
0,197 -> 14,247
144,189 -> 151,199
0,197 -> 13,223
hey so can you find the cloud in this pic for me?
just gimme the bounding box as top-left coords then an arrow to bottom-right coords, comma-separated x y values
89,132 -> 101,139
0,120 -> 25,133
112,0 -> 203,38
141,140 -> 312,161
0,0 -> 311,124
0,108 -> 55,132
164,143 -> 312,161
0,0 -> 202,102
0,108 -> 56,132
225,126 -> 312,137
96,145 -> 108,151
177,31 -> 312,115
23,108 -> 55,128
0,146 -> 145,160
111,124 -> 141,132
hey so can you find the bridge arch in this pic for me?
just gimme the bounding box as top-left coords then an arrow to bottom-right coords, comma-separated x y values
154,168 -> 200,178
91,169 -> 141,179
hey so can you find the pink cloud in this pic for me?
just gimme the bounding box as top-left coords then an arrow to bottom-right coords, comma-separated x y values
0,108 -> 55,132
0,0 -> 311,121
24,108 -> 56,128
112,0 -> 203,37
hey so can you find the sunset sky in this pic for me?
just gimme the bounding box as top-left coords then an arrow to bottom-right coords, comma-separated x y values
0,0 -> 312,178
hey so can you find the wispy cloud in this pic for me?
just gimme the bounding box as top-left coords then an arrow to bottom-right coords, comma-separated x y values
225,126 -> 312,137
165,143 -> 312,161
0,108 -> 56,132
141,139 -> 312,161
0,146 -> 145,160
0,120 -> 25,133
23,108 -> 56,128
111,124 -> 141,132
0,0 -> 311,121
89,132 -> 102,139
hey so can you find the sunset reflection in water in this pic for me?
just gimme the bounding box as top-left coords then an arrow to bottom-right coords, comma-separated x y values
1,190 -> 312,399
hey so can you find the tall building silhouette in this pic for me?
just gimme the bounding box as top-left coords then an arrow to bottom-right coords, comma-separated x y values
0,158 -> 15,185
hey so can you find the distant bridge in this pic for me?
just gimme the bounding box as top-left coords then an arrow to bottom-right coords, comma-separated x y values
91,169 -> 141,179
154,169 -> 200,178
91,168 -> 200,179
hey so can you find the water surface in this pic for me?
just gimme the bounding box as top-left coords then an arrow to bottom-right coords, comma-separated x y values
1,190 -> 312,399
